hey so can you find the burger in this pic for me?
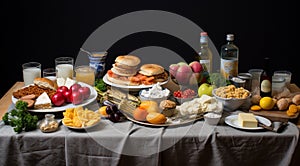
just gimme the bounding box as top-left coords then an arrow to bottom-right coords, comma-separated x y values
139,64 -> 169,83
111,55 -> 141,76
106,55 -> 141,85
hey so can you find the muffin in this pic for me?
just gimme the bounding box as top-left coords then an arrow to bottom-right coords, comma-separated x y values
159,100 -> 177,117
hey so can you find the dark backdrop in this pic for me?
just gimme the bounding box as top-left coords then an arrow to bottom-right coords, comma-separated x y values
1,0 -> 297,98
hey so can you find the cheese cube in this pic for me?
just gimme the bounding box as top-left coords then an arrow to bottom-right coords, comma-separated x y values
238,113 -> 258,128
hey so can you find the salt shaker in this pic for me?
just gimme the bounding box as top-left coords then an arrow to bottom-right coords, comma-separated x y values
39,114 -> 59,133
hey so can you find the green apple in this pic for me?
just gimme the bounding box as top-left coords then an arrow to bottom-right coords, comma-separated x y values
198,83 -> 214,97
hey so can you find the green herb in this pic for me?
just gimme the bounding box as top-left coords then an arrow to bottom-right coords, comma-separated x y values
95,78 -> 107,92
2,100 -> 38,133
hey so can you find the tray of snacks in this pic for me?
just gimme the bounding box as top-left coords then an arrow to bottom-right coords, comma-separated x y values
103,92 -> 223,127
12,77 -> 97,112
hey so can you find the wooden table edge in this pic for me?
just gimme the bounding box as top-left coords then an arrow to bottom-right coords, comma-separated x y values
0,82 -> 24,120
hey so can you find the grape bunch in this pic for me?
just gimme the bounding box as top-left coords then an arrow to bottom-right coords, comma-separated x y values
103,100 -> 126,122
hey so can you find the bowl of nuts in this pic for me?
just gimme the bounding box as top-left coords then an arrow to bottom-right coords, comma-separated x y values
212,85 -> 251,112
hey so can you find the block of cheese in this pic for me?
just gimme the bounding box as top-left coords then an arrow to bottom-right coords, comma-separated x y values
238,113 -> 258,128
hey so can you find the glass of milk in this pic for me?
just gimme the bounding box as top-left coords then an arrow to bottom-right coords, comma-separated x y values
55,57 -> 74,79
22,62 -> 42,86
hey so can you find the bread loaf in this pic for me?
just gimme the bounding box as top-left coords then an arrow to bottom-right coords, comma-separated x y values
34,77 -> 57,90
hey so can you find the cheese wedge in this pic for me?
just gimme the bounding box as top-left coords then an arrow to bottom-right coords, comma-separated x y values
238,113 -> 258,128
56,77 -> 66,87
34,92 -> 52,109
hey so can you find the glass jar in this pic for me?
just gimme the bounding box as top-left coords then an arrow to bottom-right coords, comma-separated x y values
272,76 -> 286,96
39,114 -> 59,133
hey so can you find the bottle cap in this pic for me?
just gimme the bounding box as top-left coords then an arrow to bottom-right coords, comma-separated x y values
226,34 -> 234,41
200,32 -> 208,36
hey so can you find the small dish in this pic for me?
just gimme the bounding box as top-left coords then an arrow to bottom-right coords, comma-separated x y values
62,119 -> 101,130
225,114 -> 272,130
204,112 -> 222,125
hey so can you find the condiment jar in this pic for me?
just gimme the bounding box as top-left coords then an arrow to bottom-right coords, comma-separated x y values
39,114 -> 59,133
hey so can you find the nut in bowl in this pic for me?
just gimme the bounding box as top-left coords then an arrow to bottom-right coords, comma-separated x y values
204,112 -> 222,125
212,85 -> 251,112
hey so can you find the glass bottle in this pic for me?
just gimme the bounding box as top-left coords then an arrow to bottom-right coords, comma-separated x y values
197,32 -> 213,73
260,57 -> 272,97
39,114 -> 59,133
220,34 -> 239,80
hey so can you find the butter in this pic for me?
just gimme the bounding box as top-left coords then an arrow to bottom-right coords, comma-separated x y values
238,113 -> 258,128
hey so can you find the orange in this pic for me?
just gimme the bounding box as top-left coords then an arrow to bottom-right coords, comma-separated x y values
139,100 -> 159,113
146,112 -> 167,124
259,97 -> 275,110
133,107 -> 148,121
98,106 -> 108,116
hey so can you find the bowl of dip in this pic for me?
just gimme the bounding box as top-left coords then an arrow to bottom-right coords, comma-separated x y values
139,83 -> 170,105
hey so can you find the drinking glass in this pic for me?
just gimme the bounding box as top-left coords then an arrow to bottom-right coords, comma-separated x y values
55,57 -> 74,79
75,65 -> 95,86
248,69 -> 263,94
43,68 -> 56,81
22,62 -> 41,86
273,70 -> 292,86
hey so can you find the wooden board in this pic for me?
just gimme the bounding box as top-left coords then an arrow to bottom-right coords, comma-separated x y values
249,110 -> 299,122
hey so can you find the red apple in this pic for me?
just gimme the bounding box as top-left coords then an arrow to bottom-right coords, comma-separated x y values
63,90 -> 72,103
71,91 -> 84,105
51,92 -> 65,106
78,86 -> 91,100
57,86 -> 69,94
189,61 -> 203,73
70,83 -> 81,93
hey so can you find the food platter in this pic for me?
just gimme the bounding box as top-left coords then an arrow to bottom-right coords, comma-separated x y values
62,119 -> 101,130
225,114 -> 272,130
11,82 -> 97,112
119,106 -> 203,127
103,74 -> 169,90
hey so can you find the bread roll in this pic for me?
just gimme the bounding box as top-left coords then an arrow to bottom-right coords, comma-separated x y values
146,112 -> 167,124
34,77 -> 57,90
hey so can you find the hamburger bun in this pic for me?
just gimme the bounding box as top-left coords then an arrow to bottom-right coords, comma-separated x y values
115,55 -> 141,67
111,64 -> 137,76
34,77 -> 57,90
139,64 -> 164,76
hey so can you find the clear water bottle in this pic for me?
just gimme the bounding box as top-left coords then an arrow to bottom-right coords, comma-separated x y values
197,32 -> 213,73
220,34 -> 239,80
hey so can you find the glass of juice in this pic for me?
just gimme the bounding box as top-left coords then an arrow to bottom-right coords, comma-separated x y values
55,57 -> 74,79
22,62 -> 41,86
75,65 -> 95,86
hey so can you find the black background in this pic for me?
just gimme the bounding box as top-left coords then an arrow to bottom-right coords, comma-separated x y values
0,0 -> 297,98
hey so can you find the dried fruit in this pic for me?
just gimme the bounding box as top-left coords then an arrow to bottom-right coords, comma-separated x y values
250,105 -> 261,111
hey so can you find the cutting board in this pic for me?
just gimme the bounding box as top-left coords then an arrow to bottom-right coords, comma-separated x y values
249,110 -> 299,122
249,84 -> 300,122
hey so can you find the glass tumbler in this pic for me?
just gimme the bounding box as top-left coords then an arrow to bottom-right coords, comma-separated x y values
22,62 -> 41,86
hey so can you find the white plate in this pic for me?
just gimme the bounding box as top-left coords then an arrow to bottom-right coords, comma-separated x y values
103,74 -> 169,90
62,118 -> 101,130
225,114 -> 272,130
12,82 -> 97,112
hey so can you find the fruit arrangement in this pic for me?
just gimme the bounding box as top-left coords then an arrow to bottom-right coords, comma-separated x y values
169,61 -> 208,85
51,83 -> 91,106
250,93 -> 300,117
99,100 -> 126,122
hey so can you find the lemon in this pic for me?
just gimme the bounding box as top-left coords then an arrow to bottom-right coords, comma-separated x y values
98,106 -> 108,116
259,97 -> 275,110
